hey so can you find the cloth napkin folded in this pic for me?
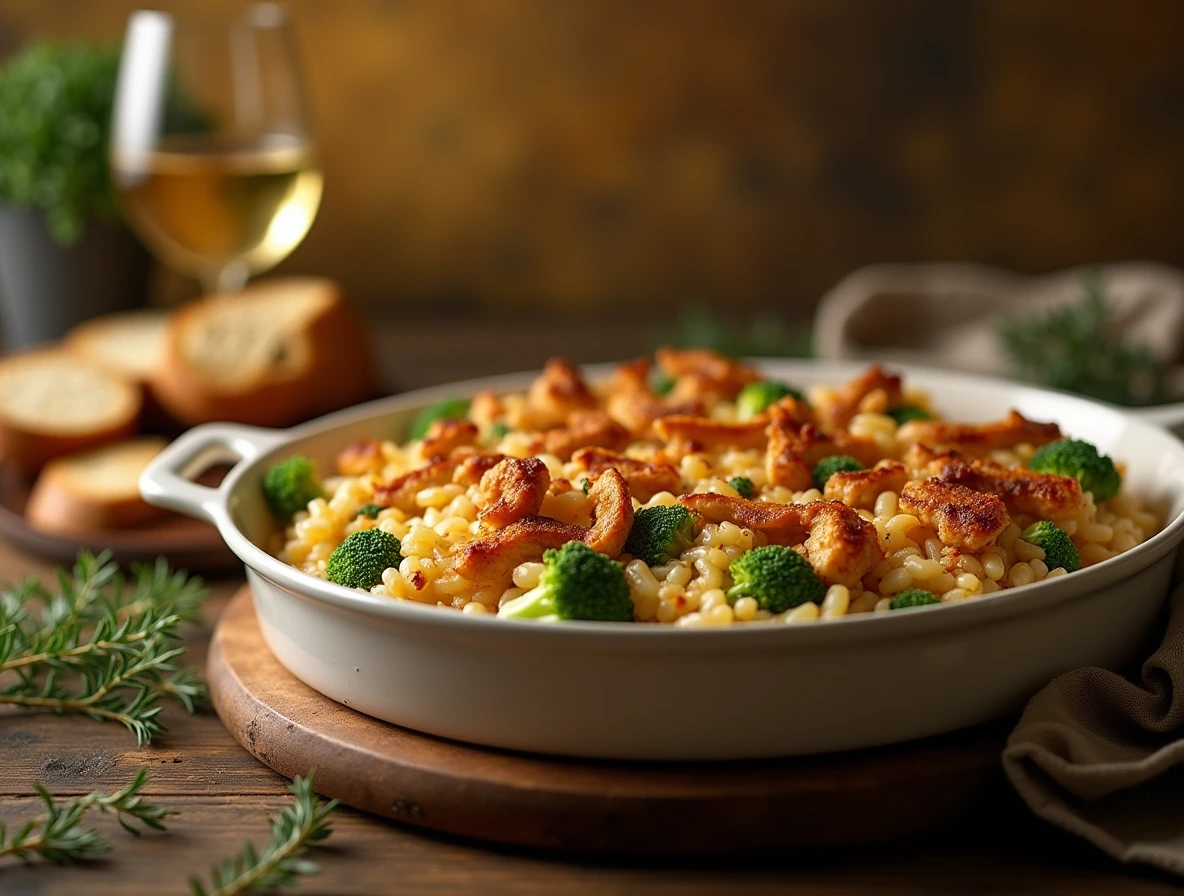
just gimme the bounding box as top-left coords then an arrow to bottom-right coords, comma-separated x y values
814,261 -> 1184,875
813,261 -> 1184,387
1003,583 -> 1184,876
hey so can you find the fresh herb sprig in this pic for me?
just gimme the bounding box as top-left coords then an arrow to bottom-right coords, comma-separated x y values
0,769 -> 174,864
997,274 -> 1166,406
190,774 -> 338,896
0,551 -> 208,744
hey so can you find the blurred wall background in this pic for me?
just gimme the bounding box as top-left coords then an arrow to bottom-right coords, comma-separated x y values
3,0 -> 1183,319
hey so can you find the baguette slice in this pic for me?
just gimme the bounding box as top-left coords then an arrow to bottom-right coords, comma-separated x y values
152,278 -> 376,427
25,438 -> 169,533
0,350 -> 142,474
65,309 -> 173,428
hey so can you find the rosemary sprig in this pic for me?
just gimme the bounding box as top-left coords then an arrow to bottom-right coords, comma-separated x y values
190,774 -> 339,896
997,273 -> 1167,406
0,768 -> 175,864
0,551 -> 208,744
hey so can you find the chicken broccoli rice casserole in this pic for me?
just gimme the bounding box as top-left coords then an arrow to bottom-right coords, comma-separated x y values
267,349 -> 1162,626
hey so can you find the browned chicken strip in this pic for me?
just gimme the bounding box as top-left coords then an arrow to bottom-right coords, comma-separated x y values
654,415 -> 768,452
477,457 -> 551,528
373,457 -> 456,513
468,390 -> 504,428
454,516 -> 586,589
924,454 -> 1083,518
899,478 -> 1010,551
677,494 -> 881,587
572,447 -> 682,502
336,437 -> 384,477
824,460 -> 909,509
452,451 -> 508,487
764,407 -> 885,489
584,468 -> 634,557
819,365 -> 904,430
543,410 -> 632,459
897,410 -> 1061,456
527,357 -> 597,428
655,346 -> 760,399
420,419 -> 479,458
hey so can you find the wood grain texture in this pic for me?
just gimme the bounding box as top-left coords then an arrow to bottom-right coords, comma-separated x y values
208,587 -> 1002,854
4,0 -> 1184,314
0,515 -> 1179,891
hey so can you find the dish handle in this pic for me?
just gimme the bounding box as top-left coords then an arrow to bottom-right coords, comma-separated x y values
140,423 -> 287,525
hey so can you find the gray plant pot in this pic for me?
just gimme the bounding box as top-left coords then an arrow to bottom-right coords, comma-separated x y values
0,206 -> 151,349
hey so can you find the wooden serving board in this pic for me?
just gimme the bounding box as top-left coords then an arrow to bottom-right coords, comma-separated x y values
208,586 -> 1009,855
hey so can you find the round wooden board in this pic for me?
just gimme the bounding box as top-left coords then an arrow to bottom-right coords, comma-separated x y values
0,464 -> 239,574
208,586 -> 1010,855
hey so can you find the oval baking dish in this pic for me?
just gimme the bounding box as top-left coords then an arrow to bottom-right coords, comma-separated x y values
141,361 -> 1184,760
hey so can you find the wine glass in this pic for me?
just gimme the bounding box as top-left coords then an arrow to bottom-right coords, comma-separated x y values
110,4 -> 322,295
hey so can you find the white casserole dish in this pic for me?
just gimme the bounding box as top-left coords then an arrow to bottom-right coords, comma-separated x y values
141,361 -> 1184,760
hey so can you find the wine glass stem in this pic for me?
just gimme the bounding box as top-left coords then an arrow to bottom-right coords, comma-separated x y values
202,260 -> 249,296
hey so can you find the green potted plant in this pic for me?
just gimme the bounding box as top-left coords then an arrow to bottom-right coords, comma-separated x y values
0,41 -> 150,348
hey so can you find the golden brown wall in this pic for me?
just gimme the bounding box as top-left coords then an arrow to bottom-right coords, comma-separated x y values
3,0 -> 1184,314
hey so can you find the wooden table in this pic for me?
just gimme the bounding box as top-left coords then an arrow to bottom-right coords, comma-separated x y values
1,329 -> 1182,894
1,543 -> 1181,895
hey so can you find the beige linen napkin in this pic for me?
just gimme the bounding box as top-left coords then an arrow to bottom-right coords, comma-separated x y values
813,261 -> 1184,385
813,261 -> 1184,874
1003,583 -> 1184,875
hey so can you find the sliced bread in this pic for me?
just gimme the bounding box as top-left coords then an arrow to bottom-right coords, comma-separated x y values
152,277 -> 376,427
65,309 -> 173,428
26,437 -> 168,533
0,349 -> 142,474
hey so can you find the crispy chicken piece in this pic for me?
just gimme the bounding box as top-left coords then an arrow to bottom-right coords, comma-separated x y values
764,407 -> 885,489
923,453 -> 1083,518
655,347 -> 760,399
477,457 -> 551,528
453,468 -> 635,589
452,451 -> 508,486
469,390 -> 505,428
336,438 -> 384,477
420,419 -> 478,458
454,516 -> 586,589
818,365 -> 904,430
899,478 -> 1009,551
572,447 -> 682,502
677,494 -> 881,587
583,468 -> 634,557
373,457 -> 456,513
527,357 -> 597,428
654,415 -> 768,452
897,410 -> 1061,456
543,410 -> 631,459
824,460 -> 909,510
605,357 -> 704,436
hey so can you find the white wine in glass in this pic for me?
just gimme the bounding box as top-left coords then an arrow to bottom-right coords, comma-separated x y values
111,5 -> 322,294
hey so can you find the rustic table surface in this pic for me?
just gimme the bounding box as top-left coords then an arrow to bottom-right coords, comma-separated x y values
2,328 -> 1183,895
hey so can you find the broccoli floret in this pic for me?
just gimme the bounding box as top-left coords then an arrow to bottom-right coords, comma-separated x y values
623,504 -> 698,566
325,529 -> 403,590
887,405 -> 932,425
811,454 -> 863,490
889,588 -> 941,610
651,372 -> 677,396
726,545 -> 824,612
487,421 -> 511,442
355,503 -> 382,519
735,380 -> 807,420
1027,438 -> 1121,503
728,476 -> 755,499
499,541 -> 634,622
261,455 -> 324,518
580,478 -> 592,495
1021,521 -> 1081,573
408,397 -> 470,441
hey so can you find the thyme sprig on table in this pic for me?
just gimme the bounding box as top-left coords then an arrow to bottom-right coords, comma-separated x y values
0,551 -> 208,744
997,274 -> 1167,407
0,768 -> 174,864
190,774 -> 339,896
